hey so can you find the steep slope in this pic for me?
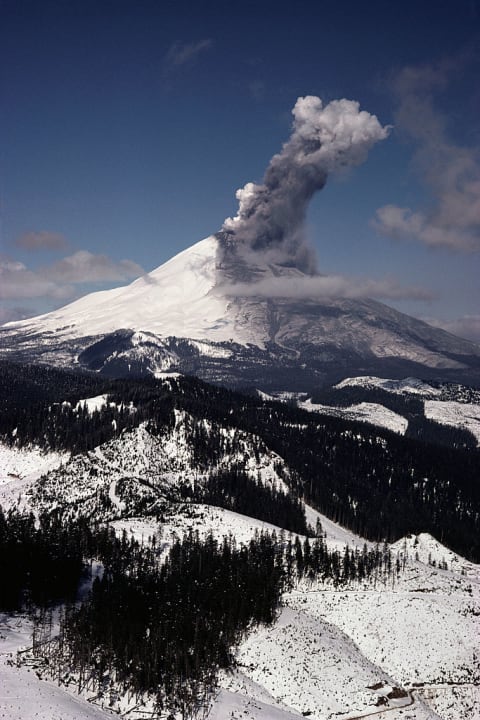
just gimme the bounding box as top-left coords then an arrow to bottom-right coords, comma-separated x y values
3,507 -> 477,720
305,375 -> 480,445
2,235 -> 480,388
23,415 -> 294,523
1,363 -> 479,720
1,365 -> 479,560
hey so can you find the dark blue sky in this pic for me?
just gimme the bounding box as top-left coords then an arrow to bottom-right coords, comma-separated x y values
1,0 -> 479,340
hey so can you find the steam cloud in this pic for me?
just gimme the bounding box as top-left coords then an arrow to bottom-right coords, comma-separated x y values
221,96 -> 389,272
219,274 -> 433,303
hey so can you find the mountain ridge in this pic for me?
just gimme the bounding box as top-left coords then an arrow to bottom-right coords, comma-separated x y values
2,235 -> 480,389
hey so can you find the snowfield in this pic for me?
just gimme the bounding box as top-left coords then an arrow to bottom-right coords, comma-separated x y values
0,615 -> 115,720
335,376 -> 442,397
1,419 -> 479,720
0,442 -> 68,510
424,399 -> 480,445
231,605 -> 398,718
300,398 -> 409,435
300,376 -> 480,441
2,500 -> 478,720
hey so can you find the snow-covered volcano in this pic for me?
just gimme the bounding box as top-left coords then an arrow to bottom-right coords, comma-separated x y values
2,234 -> 480,388
7,236 -> 234,343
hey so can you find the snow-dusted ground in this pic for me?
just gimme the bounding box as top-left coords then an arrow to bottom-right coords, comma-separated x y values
0,615 -> 115,720
227,546 -> 479,720
304,504 -> 373,551
300,398 -> 409,435
280,531 -> 480,720
24,415 -> 291,520
231,605 -> 398,718
299,377 -> 480,441
1,509 -> 479,720
110,503 -> 371,559
335,376 -> 442,397
0,442 -> 68,510
111,505 -> 291,553
1,438 -> 479,720
424,399 -> 480,445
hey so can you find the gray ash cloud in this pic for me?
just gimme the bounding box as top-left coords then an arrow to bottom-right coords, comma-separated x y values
220,96 -> 389,274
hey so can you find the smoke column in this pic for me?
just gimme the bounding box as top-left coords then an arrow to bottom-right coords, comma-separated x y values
221,96 -> 389,273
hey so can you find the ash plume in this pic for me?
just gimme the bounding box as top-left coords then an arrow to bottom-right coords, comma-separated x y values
220,96 -> 389,274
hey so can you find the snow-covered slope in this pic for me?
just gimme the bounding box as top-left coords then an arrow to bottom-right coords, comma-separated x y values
424,399 -> 480,444
2,235 -> 480,387
324,376 -> 480,444
18,414 -> 291,521
335,375 -> 443,397
300,398 -> 409,434
0,442 -> 68,510
2,483 -> 479,720
3,496 -> 478,720
4,237 -> 236,344
0,614 -> 113,720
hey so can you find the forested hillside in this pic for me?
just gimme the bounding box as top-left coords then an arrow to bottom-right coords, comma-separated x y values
1,361 -> 479,561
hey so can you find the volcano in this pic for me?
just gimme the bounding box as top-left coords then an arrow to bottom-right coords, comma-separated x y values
2,233 -> 480,390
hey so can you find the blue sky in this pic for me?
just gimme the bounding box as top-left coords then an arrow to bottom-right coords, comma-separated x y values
1,0 -> 479,341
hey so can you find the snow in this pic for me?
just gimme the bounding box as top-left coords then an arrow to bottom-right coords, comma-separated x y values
208,687 -> 303,719
4,237 -> 250,345
111,505 -> 292,553
152,370 -> 182,379
282,541 -> 480,720
186,339 -> 233,358
1,500 -> 479,720
4,238 -> 479,371
106,507 -> 480,720
335,376 -> 442,397
0,614 -> 114,720
0,442 -> 68,510
424,400 -> 480,444
1,408 -> 479,719
391,532 -> 477,577
75,395 -> 111,413
300,399 -> 408,435
24,417 -> 292,521
304,504 -> 372,551
111,503 -> 375,563
302,377 -> 480,440
228,606 -> 437,720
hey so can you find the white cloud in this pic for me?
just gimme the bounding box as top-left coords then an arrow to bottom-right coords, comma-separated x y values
42,250 -> 143,284
423,315 -> 480,344
375,59 -> 480,252
164,39 -> 212,67
0,258 -> 73,300
15,230 -> 69,251
0,251 -> 143,302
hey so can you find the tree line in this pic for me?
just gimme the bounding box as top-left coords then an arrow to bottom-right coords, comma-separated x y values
1,506 -> 404,718
1,362 -> 480,561
179,467 -> 310,535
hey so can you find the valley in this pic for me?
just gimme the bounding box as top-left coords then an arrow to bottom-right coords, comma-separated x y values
0,362 -> 478,720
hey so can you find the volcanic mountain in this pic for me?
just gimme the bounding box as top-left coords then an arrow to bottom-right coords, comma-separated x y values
2,233 -> 480,390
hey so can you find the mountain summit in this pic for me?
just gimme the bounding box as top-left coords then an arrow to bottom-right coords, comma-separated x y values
2,234 -> 480,389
